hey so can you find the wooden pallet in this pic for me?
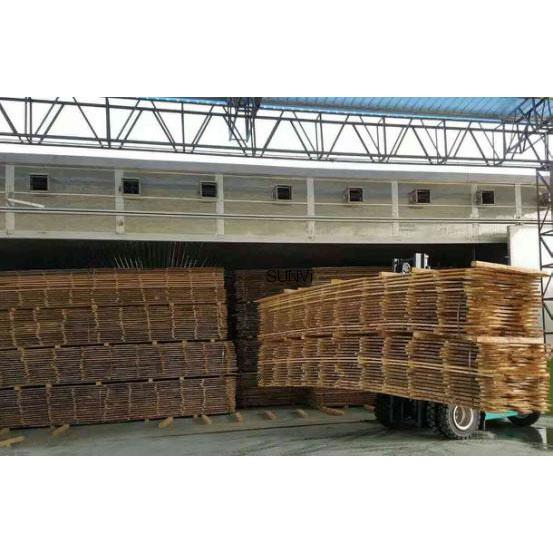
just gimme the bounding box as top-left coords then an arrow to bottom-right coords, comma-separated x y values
0,340 -> 237,388
258,334 -> 549,413
256,263 -> 550,413
232,267 -> 386,407
258,262 -> 546,340
0,268 -> 227,309
0,376 -> 237,429
0,303 -> 228,348
0,267 -> 238,429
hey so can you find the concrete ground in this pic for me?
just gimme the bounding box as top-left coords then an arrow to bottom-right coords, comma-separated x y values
2,407 -> 553,456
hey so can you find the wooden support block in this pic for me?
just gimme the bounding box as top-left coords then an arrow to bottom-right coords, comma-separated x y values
0,436 -> 25,448
51,424 -> 70,437
294,408 -> 308,418
319,406 -> 345,416
263,410 -> 277,421
158,416 -> 174,429
363,404 -> 374,411
200,414 -> 212,425
232,412 -> 244,423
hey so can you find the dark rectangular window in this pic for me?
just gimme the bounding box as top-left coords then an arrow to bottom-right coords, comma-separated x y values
30,174 -> 48,191
481,190 -> 495,205
200,182 -> 217,198
348,187 -> 363,202
416,189 -> 430,204
123,178 -> 140,195
275,185 -> 292,201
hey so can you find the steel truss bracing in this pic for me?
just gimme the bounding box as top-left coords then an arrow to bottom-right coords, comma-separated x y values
506,98 -> 553,155
537,166 -> 553,341
0,97 -> 551,168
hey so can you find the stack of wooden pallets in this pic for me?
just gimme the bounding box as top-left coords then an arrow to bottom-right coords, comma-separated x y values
232,269 -> 311,407
307,267 -> 384,408
0,268 -> 237,429
257,262 -> 549,414
232,267 -> 380,408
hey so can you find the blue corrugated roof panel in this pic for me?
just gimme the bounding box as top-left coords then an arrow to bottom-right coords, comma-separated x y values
146,97 -> 528,122
261,97 -> 525,121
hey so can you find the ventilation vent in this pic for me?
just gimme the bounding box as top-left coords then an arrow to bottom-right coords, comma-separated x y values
345,187 -> 363,203
29,174 -> 48,191
475,190 -> 495,205
123,178 -> 140,195
408,189 -> 430,205
273,185 -> 292,201
200,181 -> 217,198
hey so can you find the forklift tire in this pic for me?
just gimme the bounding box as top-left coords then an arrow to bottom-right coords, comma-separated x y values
436,404 -> 480,440
508,412 -> 541,427
425,402 -> 440,433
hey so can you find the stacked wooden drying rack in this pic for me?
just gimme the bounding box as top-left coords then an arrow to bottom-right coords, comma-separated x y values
0,268 -> 237,429
257,262 -> 550,414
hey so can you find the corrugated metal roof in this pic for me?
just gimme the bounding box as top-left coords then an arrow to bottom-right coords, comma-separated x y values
262,97 -> 525,122
147,97 -> 528,122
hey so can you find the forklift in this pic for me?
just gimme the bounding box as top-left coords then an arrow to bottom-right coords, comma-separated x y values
373,253 -> 541,439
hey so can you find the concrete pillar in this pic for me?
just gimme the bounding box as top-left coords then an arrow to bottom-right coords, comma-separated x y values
470,182 -> 479,239
114,170 -> 125,234
5,165 -> 15,235
306,177 -> 315,239
391,180 -> 399,236
515,182 -> 522,220
215,174 -> 224,237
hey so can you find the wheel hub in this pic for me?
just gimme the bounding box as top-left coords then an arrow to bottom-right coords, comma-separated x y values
452,405 -> 476,431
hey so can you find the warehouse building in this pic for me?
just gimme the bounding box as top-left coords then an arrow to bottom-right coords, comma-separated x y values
0,97 -> 551,454
0,152 -> 539,270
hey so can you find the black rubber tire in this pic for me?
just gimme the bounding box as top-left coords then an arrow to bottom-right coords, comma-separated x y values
374,394 -> 393,428
436,404 -> 480,440
508,412 -> 541,427
425,402 -> 440,433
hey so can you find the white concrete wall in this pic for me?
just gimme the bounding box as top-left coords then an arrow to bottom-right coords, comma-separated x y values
0,154 -> 538,245
508,225 -> 540,269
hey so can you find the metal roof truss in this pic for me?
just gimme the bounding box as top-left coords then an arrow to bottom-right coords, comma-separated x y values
0,97 -> 551,168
